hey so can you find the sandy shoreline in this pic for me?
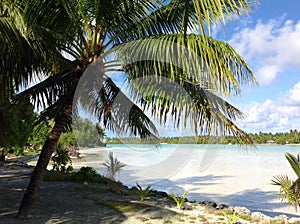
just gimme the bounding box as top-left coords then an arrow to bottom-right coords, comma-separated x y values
1,165 -> 300,224
2,145 -> 300,223
96,145 -> 300,217
59,145 -> 300,217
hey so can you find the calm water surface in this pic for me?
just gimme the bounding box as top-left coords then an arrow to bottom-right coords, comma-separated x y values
97,144 -> 300,217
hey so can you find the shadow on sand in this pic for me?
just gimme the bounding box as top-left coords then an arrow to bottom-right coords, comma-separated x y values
118,168 -> 300,218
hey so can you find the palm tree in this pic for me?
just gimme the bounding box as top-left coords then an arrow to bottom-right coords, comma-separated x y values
272,152 -> 300,210
1,0 -> 258,217
103,152 -> 126,181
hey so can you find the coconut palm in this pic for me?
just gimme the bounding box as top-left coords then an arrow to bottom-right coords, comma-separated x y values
0,0 -> 258,217
272,152 -> 300,210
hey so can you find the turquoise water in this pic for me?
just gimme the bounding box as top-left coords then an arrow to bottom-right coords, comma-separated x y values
106,144 -> 300,175
100,144 -> 300,216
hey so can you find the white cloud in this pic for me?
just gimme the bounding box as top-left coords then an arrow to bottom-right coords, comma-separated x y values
281,81 -> 300,106
236,82 -> 300,133
255,65 -> 280,86
229,18 -> 300,85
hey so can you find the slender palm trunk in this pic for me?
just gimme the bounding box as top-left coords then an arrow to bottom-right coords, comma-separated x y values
17,99 -> 73,217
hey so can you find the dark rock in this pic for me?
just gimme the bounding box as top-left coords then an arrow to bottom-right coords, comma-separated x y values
200,201 -> 217,208
181,204 -> 193,210
157,191 -> 169,198
216,204 -> 229,210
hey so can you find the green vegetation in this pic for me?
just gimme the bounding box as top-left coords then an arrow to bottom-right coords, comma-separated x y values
73,118 -> 106,147
170,192 -> 187,209
132,182 -> 153,201
103,152 -> 126,181
0,99 -> 35,155
73,167 -> 106,184
1,116 -> 105,159
51,146 -> 73,173
249,130 -> 300,145
222,210 -> 241,224
44,166 -> 110,185
272,152 -> 300,210
96,200 -> 150,213
107,129 -> 300,145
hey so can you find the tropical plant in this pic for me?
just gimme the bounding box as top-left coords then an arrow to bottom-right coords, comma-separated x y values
132,182 -> 153,201
74,166 -> 103,184
222,210 -> 241,224
103,152 -> 126,181
0,0 -> 258,217
51,145 -> 73,173
272,152 -> 300,210
170,191 -> 187,209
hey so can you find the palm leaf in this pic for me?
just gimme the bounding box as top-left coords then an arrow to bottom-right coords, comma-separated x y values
272,174 -> 300,210
191,0 -> 257,36
285,153 -> 300,178
115,34 -> 256,97
125,75 -> 252,143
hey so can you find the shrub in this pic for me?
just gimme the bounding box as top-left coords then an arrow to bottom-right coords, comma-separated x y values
44,166 -> 109,185
74,166 -> 101,183
51,145 -> 72,172
170,192 -> 187,209
13,147 -> 24,156
222,210 -> 241,224
132,182 -> 153,201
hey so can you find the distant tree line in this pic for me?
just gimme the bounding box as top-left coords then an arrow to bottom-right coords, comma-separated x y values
107,130 -> 300,145
248,130 -> 300,145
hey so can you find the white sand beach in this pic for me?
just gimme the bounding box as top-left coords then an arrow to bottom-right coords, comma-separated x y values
83,144 -> 300,218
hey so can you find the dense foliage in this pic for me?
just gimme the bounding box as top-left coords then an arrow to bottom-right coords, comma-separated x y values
248,130 -> 300,144
0,98 -> 36,152
1,116 -> 106,158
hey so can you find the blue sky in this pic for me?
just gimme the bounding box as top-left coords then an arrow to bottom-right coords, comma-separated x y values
100,1 -> 300,137
214,0 -> 300,134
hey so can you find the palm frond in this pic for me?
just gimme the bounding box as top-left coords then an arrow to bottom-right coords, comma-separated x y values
115,34 -> 256,97
126,75 -> 252,143
272,174 -> 300,210
285,153 -> 300,178
0,0 -> 79,99
73,68 -> 159,140
191,0 -> 257,35
14,67 -> 76,111
96,78 -> 159,140
106,1 -> 196,45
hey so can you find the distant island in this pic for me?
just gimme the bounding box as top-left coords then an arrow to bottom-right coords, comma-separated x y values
107,129 -> 300,145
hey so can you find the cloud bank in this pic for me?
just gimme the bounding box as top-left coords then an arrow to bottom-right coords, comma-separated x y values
226,16 -> 300,133
236,81 -> 300,133
229,18 -> 300,85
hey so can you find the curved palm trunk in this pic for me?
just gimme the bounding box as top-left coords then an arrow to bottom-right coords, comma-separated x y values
17,99 -> 73,217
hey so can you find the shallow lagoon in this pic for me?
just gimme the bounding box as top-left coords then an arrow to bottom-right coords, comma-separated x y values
92,144 -> 300,217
